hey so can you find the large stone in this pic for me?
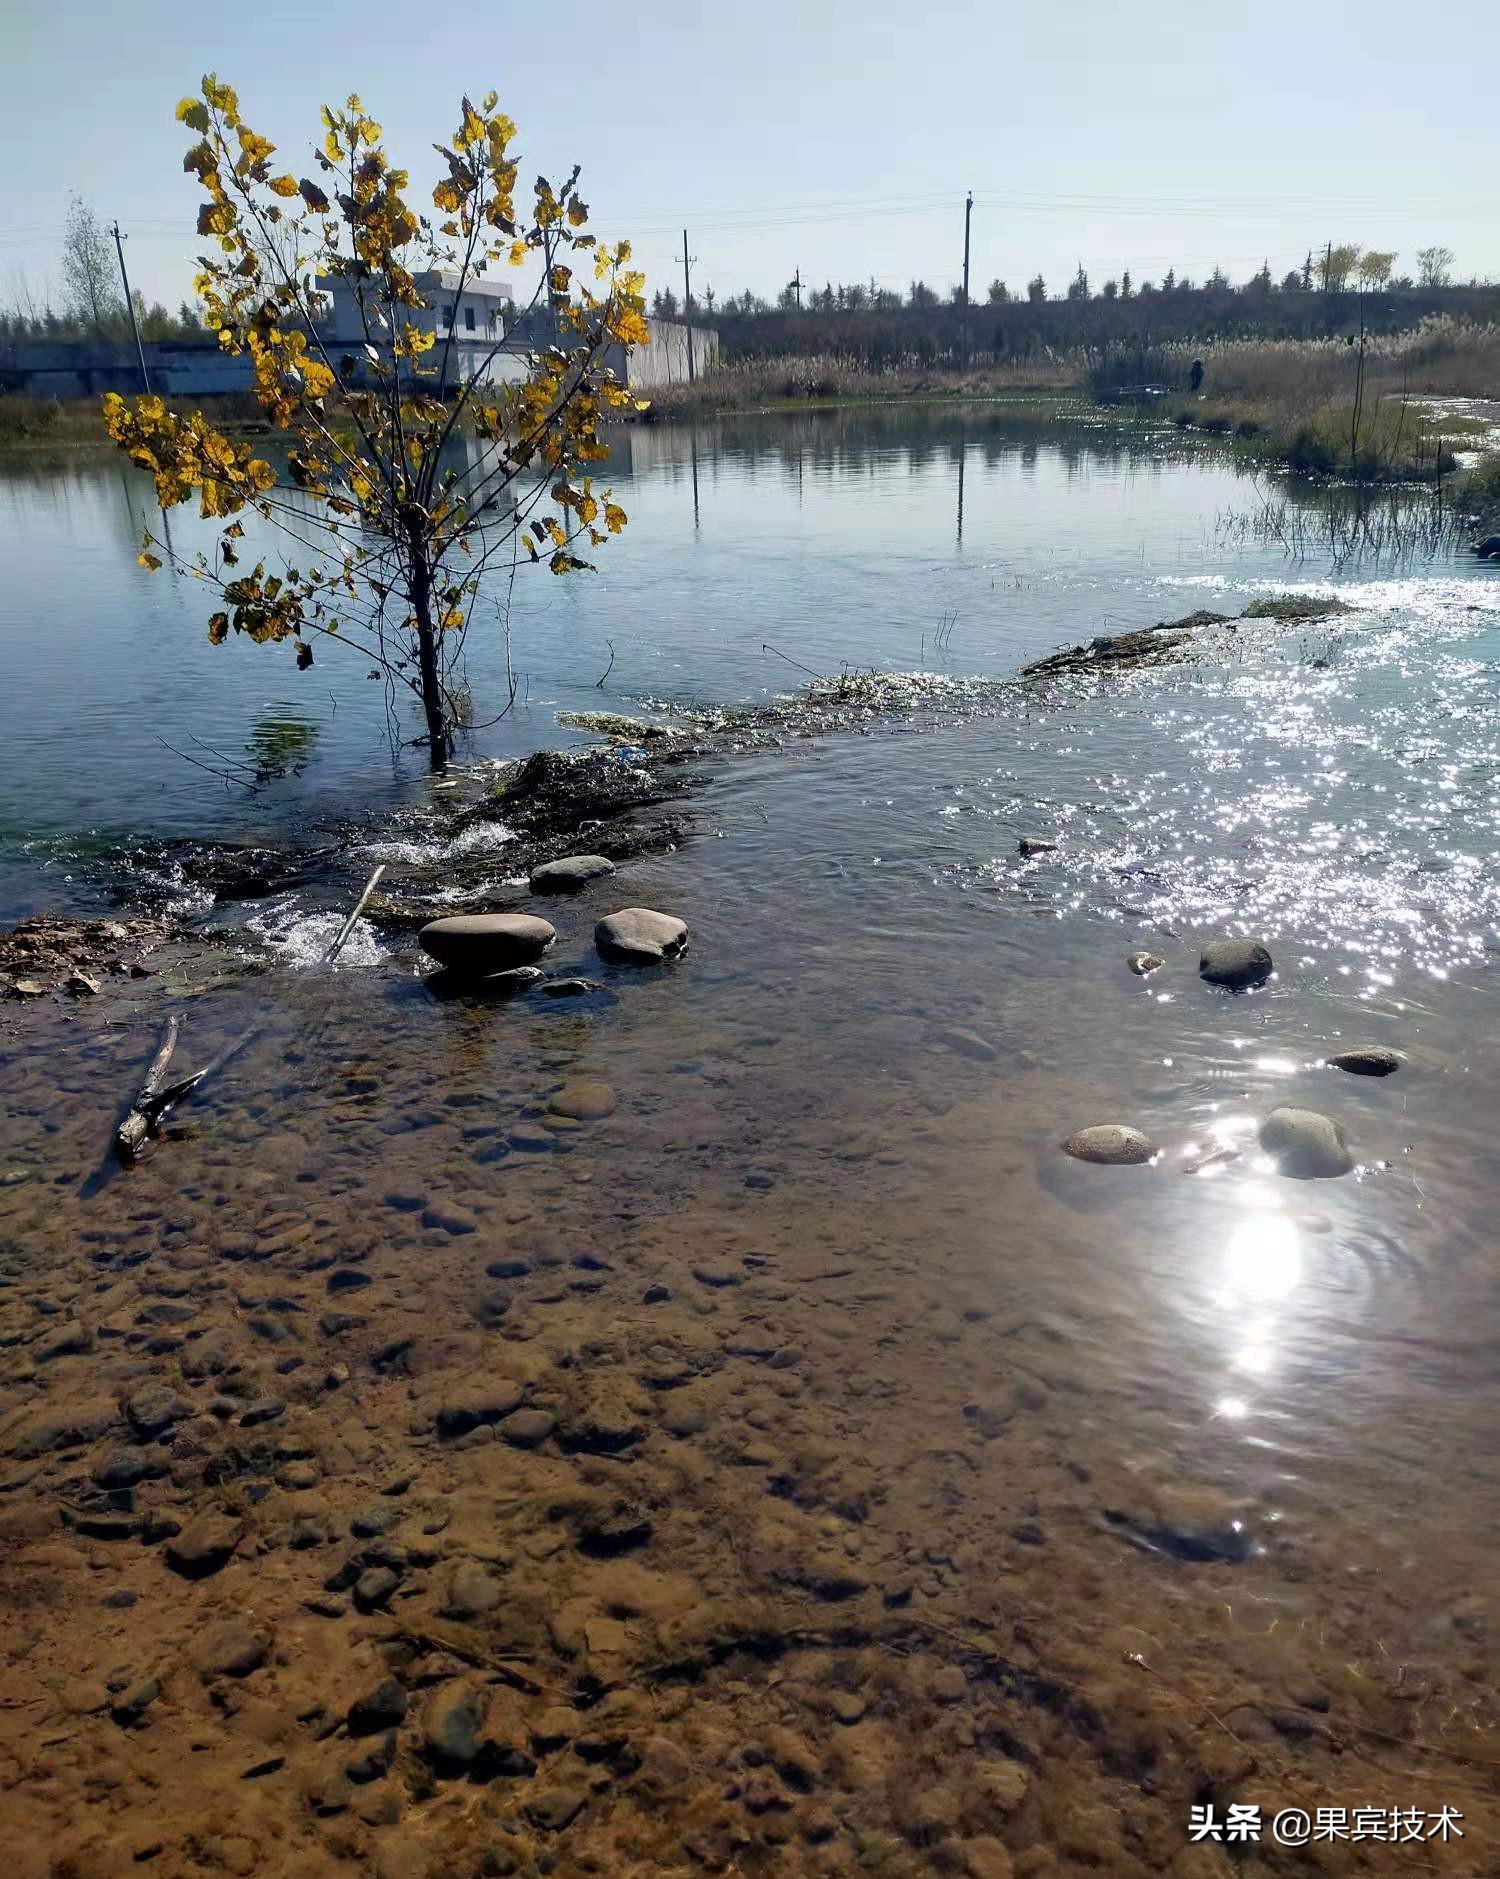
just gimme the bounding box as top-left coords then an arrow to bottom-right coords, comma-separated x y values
595,908 -> 688,965
418,914 -> 555,975
1060,1125 -> 1158,1166
1260,1106 -> 1353,1180
1199,939 -> 1274,990
1327,1046 -> 1400,1077
1475,534 -> 1500,560
530,854 -> 617,894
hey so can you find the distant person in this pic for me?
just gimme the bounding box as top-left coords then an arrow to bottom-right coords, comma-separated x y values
1189,358 -> 1205,393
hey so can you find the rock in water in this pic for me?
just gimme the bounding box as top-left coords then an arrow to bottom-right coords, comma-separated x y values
418,914 -> 555,974
547,1080 -> 617,1121
1061,1125 -> 1158,1166
530,855 -> 617,894
1475,534 -> 1500,560
1018,837 -> 1057,858
1260,1106 -> 1353,1179
1328,1046 -> 1400,1077
1127,951 -> 1165,976
422,1680 -> 486,1766
595,908 -> 688,965
1199,939 -> 1274,990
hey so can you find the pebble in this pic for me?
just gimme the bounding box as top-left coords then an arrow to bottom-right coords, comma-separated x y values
166,1512 -> 243,1579
444,1558 -> 503,1618
126,1384 -> 192,1440
434,1380 -> 524,1438
350,1501 -> 400,1538
354,1566 -> 401,1610
1060,1124 -> 1158,1165
525,1787 -> 587,1831
541,977 -> 605,998
239,1396 -> 286,1427
935,1028 -> 997,1062
1259,1106 -> 1353,1179
692,1261 -> 743,1287
348,1679 -> 408,1735
421,1202 -> 478,1236
422,1680 -> 486,1766
1127,950 -> 1165,975
1328,1046 -> 1400,1077
498,1408 -> 555,1449
190,1623 -> 269,1679
418,913 -> 556,973
547,1080 -> 618,1121
595,907 -> 689,964
1198,938 -> 1274,989
530,854 -> 617,893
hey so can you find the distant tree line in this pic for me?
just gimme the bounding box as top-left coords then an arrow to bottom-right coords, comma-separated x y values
649,244 -> 1493,368
0,196 -> 205,347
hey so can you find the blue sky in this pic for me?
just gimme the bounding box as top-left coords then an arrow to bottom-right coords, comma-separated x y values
7,0 -> 1498,315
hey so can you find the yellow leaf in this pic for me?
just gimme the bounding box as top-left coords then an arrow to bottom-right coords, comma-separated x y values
268,174 -> 300,198
604,502 -> 627,533
440,608 -> 464,629
298,178 -> 330,213
207,612 -> 229,644
176,98 -> 210,132
138,551 -> 163,571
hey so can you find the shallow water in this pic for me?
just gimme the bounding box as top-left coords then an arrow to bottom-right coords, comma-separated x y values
5,412 -> 1500,1874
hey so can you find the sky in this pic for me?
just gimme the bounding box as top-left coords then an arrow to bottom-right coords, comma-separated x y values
6,0 -> 1499,318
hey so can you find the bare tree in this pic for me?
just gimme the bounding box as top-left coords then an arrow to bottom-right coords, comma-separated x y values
1416,244 -> 1455,288
61,196 -> 121,334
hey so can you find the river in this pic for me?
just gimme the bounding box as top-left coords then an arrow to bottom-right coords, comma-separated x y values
3,406 -> 1500,1876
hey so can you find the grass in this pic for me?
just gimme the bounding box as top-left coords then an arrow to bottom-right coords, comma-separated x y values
1092,318 -> 1500,484
639,352 -> 1074,418
0,391 -> 271,452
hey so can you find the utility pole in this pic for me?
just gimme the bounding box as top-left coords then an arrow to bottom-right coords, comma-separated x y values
111,220 -> 151,393
679,229 -> 696,382
792,267 -> 802,312
960,191 -> 973,372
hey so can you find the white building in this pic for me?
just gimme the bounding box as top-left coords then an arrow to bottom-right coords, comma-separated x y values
317,269 -> 717,392
319,270 -> 519,384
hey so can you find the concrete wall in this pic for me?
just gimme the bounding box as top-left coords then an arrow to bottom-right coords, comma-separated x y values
629,319 -> 719,388
1,341 -> 252,400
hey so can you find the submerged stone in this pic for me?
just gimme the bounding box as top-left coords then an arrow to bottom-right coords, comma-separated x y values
1127,951 -> 1165,976
1060,1125 -> 1158,1166
418,914 -> 555,974
530,854 -> 617,894
547,1080 -> 617,1121
595,908 -> 688,964
1327,1046 -> 1400,1077
1199,938 -> 1274,990
1259,1106 -> 1353,1179
1018,837 -> 1057,858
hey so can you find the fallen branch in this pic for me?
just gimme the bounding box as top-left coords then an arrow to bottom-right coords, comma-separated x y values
323,863 -> 385,965
114,1020 -> 258,1163
114,1016 -> 181,1161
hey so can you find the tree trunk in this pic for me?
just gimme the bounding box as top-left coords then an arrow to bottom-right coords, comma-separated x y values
406,528 -> 449,771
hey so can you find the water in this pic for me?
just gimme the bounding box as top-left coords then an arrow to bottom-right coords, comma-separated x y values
3,403 -> 1470,914
7,409 -> 1500,1869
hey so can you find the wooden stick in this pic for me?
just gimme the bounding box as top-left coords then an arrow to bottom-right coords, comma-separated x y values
323,863 -> 385,965
114,1016 -> 180,1162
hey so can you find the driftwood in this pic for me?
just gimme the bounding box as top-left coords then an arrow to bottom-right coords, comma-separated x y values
114,1016 -> 182,1160
323,863 -> 385,965
113,866 -> 380,1163
114,1018 -> 259,1163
